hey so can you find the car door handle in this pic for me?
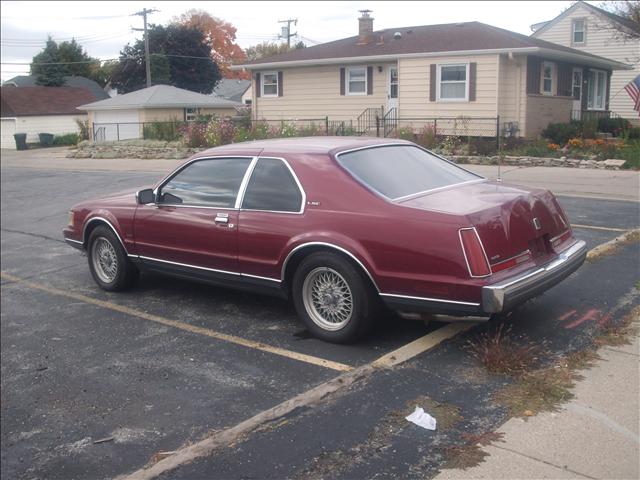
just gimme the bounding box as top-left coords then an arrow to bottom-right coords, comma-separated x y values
214,214 -> 229,224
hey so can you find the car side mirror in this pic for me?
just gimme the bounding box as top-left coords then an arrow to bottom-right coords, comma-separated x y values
136,188 -> 155,205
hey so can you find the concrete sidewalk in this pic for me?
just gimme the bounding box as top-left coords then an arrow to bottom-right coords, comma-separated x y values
436,332 -> 640,480
1,148 -> 638,201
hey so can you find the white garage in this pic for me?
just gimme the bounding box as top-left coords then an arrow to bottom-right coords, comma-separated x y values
1,118 -> 17,149
92,109 -> 141,142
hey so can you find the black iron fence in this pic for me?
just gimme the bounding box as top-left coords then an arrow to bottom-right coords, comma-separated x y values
91,115 -> 501,146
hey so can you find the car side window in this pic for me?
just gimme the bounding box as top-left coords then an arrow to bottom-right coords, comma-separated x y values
241,158 -> 303,213
159,158 -> 252,208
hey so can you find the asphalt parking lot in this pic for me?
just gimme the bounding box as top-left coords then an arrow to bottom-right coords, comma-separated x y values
1,164 -> 639,480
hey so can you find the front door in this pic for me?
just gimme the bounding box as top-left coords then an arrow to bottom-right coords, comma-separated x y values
134,157 -> 253,276
572,68 -> 583,120
387,66 -> 399,113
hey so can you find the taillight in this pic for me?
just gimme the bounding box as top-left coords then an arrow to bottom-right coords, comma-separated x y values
491,250 -> 532,273
551,230 -> 572,249
459,227 -> 491,277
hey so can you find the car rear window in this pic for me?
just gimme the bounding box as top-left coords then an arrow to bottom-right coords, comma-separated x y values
337,145 -> 481,200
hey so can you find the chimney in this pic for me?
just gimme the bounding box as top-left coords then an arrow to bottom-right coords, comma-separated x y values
358,10 -> 374,45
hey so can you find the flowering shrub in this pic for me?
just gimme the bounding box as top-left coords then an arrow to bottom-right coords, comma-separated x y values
205,117 -> 237,146
567,138 -> 583,148
179,122 -> 208,148
547,143 -> 560,151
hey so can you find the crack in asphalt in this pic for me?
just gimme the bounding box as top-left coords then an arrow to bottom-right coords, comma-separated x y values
1,228 -> 65,244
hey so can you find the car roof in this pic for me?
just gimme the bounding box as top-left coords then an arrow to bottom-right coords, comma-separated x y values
195,136 -> 414,158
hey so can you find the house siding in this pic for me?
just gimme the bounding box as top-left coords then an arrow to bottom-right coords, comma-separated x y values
252,63 -> 394,121
3,114 -> 86,147
533,3 -> 640,123
498,54 -> 527,137
398,54 -> 498,118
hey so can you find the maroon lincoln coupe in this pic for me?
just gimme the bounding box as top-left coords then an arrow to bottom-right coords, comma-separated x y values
63,137 -> 587,343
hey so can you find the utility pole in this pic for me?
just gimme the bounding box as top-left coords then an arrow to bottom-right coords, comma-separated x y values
278,18 -> 297,47
132,8 -> 158,88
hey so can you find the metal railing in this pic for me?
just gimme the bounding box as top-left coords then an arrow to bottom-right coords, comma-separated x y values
357,106 -> 385,135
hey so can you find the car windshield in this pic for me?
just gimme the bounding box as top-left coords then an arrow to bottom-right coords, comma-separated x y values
337,145 -> 482,200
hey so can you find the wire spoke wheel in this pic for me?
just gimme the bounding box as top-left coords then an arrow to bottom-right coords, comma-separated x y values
302,267 -> 354,331
91,237 -> 119,283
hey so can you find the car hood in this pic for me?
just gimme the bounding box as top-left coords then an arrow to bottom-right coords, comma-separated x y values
73,188 -> 142,210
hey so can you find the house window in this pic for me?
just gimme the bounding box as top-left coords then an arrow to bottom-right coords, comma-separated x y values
572,69 -> 582,100
437,64 -> 468,101
347,67 -> 367,95
262,72 -> 278,97
587,70 -> 607,110
185,108 -> 199,122
541,61 -> 555,95
572,19 -> 586,44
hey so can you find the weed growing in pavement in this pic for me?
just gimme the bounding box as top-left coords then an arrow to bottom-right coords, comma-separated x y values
464,323 -> 548,377
441,431 -> 505,470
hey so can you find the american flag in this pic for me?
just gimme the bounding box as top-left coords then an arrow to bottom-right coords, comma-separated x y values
624,74 -> 640,114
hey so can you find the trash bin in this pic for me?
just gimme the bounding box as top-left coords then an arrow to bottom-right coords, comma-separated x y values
13,133 -> 28,151
39,133 -> 54,147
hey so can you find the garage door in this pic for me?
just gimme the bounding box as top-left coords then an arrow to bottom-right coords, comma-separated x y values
1,118 -> 17,149
93,109 -> 140,142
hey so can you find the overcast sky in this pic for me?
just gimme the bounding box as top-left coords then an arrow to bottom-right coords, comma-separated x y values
1,0 -> 580,82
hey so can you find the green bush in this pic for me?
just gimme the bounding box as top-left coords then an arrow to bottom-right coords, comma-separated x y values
620,140 -> 640,169
53,133 -> 79,145
75,119 -> 90,141
624,127 -> 640,140
598,117 -> 632,136
468,137 -> 498,156
143,121 -> 181,141
541,121 -> 582,144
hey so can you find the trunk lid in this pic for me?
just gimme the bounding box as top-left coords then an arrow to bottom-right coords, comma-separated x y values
397,181 -> 570,265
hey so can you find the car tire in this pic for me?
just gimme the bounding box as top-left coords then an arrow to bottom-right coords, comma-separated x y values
292,252 -> 378,343
87,225 -> 139,291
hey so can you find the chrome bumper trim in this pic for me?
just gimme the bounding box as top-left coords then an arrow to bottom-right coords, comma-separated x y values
482,240 -> 587,313
64,237 -> 84,250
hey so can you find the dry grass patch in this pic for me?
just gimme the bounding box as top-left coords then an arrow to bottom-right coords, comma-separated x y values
441,431 -> 505,470
465,324 -> 548,378
595,306 -> 640,347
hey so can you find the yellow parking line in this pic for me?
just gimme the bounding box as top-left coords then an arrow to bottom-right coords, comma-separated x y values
571,224 -> 630,233
0,272 -> 353,372
373,322 -> 475,368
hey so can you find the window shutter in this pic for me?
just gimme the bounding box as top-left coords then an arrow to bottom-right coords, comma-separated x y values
278,71 -> 283,97
526,56 -> 541,94
429,64 -> 436,101
367,66 -> 373,95
340,67 -> 345,95
469,62 -> 477,101
255,73 -> 261,98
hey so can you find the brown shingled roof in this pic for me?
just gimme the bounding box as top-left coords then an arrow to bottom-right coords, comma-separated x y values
0,86 -> 97,117
239,21 -> 623,67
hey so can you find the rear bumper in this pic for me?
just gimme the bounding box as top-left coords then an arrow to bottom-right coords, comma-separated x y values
482,240 -> 587,313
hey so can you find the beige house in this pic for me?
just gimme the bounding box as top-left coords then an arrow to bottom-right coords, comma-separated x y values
78,84 -> 241,142
531,1 -> 639,124
233,13 -> 630,138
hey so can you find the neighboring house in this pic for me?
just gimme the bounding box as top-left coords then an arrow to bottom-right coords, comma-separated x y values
531,1 -> 639,123
233,12 -> 630,138
77,84 -> 242,142
0,86 -> 96,149
4,75 -> 110,101
212,78 -> 252,104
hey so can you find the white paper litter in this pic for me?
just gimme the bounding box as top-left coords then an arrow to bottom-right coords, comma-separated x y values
405,407 -> 437,430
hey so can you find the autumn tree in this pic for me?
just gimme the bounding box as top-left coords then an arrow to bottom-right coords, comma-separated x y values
174,9 -> 249,79
110,24 -> 220,94
244,41 -> 306,62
